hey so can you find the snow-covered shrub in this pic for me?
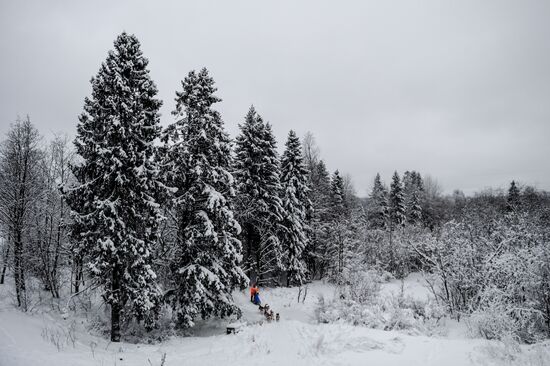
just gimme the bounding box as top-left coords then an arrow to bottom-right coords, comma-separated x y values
467,303 -> 519,342
467,285 -> 547,343
478,334 -> 522,365
479,337 -> 550,366
40,321 -> 78,351
317,293 -> 445,335
317,270 -> 445,335
382,293 -> 446,335
339,268 -> 381,305
424,297 -> 448,322
89,308 -> 111,338
378,270 -> 395,283
316,270 -> 384,327
385,304 -> 416,332
316,297 -> 386,328
417,210 -> 550,343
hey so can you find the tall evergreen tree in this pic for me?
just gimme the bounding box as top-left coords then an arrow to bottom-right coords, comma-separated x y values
507,180 -> 521,211
328,170 -> 347,281
330,170 -> 346,219
404,171 -> 423,224
304,160 -> 332,278
66,33 -> 162,342
389,171 -> 406,229
234,106 -> 284,284
280,130 -> 309,286
160,69 -> 248,327
369,173 -> 389,230
403,171 -> 413,196
312,161 -> 332,221
412,171 -> 424,192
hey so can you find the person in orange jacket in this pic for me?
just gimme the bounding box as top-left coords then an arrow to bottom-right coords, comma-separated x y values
250,284 -> 258,302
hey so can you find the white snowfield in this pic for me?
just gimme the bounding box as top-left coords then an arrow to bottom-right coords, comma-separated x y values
0,274 -> 548,366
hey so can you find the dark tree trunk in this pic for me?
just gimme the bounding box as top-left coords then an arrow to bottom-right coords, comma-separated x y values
545,293 -> 550,337
50,215 -> 63,298
388,229 -> 394,273
110,264 -> 122,342
14,229 -> 26,310
73,257 -> 84,294
244,223 -> 260,283
0,240 -> 9,285
244,223 -> 255,279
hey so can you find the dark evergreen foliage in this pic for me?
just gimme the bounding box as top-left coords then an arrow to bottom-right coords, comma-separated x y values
368,173 -> 389,230
160,68 -> 248,327
280,130 -> 309,286
233,106 -> 285,284
389,171 -> 406,229
66,32 -> 163,341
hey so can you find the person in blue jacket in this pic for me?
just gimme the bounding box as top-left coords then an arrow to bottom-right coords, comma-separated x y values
253,290 -> 261,305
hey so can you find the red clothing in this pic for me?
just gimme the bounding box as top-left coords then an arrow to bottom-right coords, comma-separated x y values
250,287 -> 257,296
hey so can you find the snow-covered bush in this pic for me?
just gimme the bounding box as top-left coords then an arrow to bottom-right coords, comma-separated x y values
316,296 -> 386,328
339,268 -> 381,305
317,293 -> 445,336
467,307 -> 518,342
382,293 -> 446,335
378,270 -> 395,283
418,210 -> 550,343
317,270 -> 446,335
467,285 -> 548,343
40,321 -> 77,351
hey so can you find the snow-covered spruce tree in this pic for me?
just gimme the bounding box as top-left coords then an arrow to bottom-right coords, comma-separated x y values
368,173 -> 389,230
280,130 -> 310,286
404,171 -> 423,225
412,171 -> 424,192
66,32 -> 163,342
312,161 -> 332,217
330,170 -> 346,218
386,171 -> 406,274
160,68 -> 248,327
389,171 -> 406,229
327,170 -> 348,282
234,106 -> 285,284
304,159 -> 332,279
300,133 -> 319,278
507,180 -> 521,211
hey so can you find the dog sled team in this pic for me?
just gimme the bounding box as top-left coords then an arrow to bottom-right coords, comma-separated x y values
250,283 -> 280,322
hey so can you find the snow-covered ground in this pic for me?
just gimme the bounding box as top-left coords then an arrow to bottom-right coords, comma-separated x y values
1,275 -> 549,366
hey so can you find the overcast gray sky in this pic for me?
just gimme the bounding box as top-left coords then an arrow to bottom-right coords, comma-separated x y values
1,0 -> 549,195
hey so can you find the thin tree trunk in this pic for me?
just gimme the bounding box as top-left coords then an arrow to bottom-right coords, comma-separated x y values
0,241 -> 9,285
389,229 -> 394,273
14,229 -> 26,310
50,206 -> 63,298
245,223 -> 254,280
73,257 -> 83,293
286,271 -> 291,287
111,264 -> 122,342
14,130 -> 30,311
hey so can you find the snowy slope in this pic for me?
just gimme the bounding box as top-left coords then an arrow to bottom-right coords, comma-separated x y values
0,275 -> 548,366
